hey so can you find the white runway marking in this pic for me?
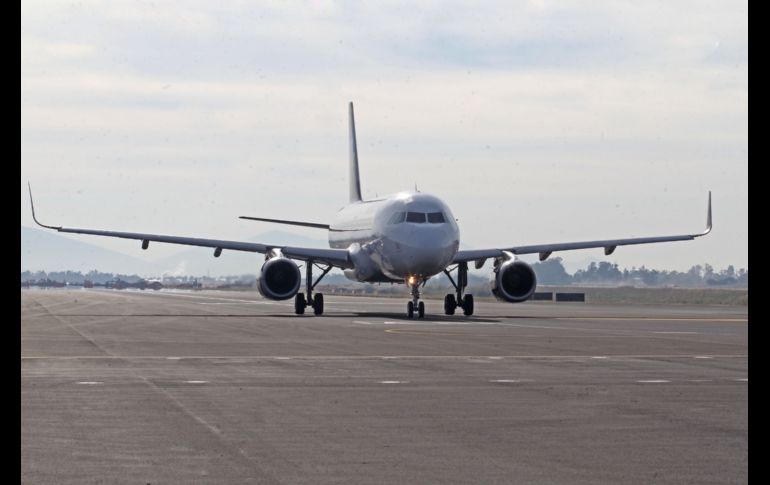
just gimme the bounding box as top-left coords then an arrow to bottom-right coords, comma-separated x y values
688,379 -> 713,382
21,353 -> 749,360
185,380 -> 208,384
488,356 -> 502,360
353,320 -> 373,325
637,380 -> 670,383
591,356 -> 608,359
489,379 -> 523,383
694,356 -> 713,359
654,331 -> 697,334
379,380 -> 407,384
734,378 -> 748,382
274,357 -> 292,360
166,357 -> 181,360
76,381 -> 103,385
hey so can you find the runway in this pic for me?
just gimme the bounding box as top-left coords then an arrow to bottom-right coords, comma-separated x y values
21,289 -> 748,484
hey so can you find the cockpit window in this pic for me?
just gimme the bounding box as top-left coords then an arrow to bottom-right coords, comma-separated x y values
406,212 -> 426,223
427,212 -> 446,223
388,211 -> 406,224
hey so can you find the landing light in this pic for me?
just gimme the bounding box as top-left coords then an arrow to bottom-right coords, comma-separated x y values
407,276 -> 416,285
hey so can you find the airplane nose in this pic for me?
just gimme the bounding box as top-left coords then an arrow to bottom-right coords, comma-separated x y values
406,245 -> 453,275
385,226 -> 458,278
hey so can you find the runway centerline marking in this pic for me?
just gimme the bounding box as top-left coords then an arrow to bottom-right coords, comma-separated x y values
637,380 -> 670,383
654,331 -> 697,334
76,381 -> 103,385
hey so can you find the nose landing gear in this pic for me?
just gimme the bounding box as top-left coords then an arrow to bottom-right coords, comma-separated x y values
406,281 -> 426,318
443,262 -> 474,316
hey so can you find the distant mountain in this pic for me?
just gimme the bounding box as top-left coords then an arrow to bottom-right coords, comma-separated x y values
149,230 -> 330,276
21,226 -> 159,275
21,226 -> 330,277
24,225 -> 593,279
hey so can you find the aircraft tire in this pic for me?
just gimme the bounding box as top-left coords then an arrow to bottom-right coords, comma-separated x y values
313,293 -> 324,315
462,294 -> 474,316
407,301 -> 414,318
418,301 -> 425,318
444,294 -> 456,315
295,293 -> 306,315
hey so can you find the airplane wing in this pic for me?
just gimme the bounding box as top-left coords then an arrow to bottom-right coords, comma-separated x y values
453,192 -> 712,265
28,186 -> 352,269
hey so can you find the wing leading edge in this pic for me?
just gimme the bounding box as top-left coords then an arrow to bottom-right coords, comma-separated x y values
453,192 -> 712,264
28,185 -> 352,269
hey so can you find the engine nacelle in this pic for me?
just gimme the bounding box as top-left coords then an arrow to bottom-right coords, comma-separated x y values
257,256 -> 301,300
491,257 -> 537,303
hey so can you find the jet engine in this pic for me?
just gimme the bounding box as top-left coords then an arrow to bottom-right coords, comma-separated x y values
491,256 -> 537,303
257,256 -> 301,300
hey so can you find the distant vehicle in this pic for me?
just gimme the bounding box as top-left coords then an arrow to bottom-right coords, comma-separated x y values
105,279 -> 127,290
29,103 -> 712,318
146,280 -> 162,291
83,280 -> 93,288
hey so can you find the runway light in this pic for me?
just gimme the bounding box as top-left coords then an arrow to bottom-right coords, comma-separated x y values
407,276 -> 416,285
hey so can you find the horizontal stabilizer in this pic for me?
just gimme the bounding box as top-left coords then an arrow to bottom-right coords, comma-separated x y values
238,216 -> 330,229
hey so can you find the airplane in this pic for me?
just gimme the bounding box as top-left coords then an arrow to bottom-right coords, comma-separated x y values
29,102 -> 712,318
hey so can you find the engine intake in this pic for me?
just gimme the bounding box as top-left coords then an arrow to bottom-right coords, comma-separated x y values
258,257 -> 301,300
492,259 -> 537,303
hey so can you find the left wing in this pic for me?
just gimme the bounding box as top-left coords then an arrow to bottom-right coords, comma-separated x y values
453,192 -> 712,265
28,185 -> 352,269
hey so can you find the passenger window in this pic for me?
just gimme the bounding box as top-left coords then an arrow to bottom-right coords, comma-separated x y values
406,212 -> 426,223
388,212 -> 406,224
427,212 -> 446,223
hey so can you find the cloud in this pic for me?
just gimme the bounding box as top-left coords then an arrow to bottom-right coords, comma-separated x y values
20,1 -> 747,271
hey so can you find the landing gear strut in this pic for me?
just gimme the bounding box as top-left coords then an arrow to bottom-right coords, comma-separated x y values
406,281 -> 426,319
294,261 -> 332,316
443,262 -> 474,316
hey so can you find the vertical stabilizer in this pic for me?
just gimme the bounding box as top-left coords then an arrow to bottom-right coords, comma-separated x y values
349,102 -> 363,202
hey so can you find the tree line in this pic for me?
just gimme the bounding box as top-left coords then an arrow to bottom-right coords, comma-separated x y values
531,258 -> 747,287
22,259 -> 748,288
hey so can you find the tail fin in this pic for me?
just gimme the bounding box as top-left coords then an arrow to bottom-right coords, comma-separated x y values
348,102 -> 362,202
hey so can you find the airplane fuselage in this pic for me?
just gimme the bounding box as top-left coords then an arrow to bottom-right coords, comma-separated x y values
329,192 -> 460,283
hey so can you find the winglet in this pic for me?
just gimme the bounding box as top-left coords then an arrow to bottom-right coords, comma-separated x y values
27,183 -> 61,230
696,191 -> 712,237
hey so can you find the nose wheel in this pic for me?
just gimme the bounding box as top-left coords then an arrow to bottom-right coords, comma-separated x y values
406,282 -> 426,318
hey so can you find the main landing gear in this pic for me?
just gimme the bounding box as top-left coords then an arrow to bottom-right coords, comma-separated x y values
406,282 -> 425,319
443,262 -> 474,316
294,261 -> 332,316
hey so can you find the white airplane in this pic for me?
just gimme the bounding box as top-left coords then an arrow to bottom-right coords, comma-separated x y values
29,102 -> 712,318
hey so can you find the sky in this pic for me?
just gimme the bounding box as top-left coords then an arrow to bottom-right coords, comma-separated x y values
21,1 -> 748,273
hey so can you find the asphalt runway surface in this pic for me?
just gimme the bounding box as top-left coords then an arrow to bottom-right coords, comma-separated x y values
21,289 -> 748,484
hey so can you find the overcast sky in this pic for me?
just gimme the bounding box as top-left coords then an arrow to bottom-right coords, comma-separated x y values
21,1 -> 747,272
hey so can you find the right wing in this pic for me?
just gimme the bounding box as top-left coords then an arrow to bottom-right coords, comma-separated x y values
453,192 -> 712,265
29,185 -> 352,269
